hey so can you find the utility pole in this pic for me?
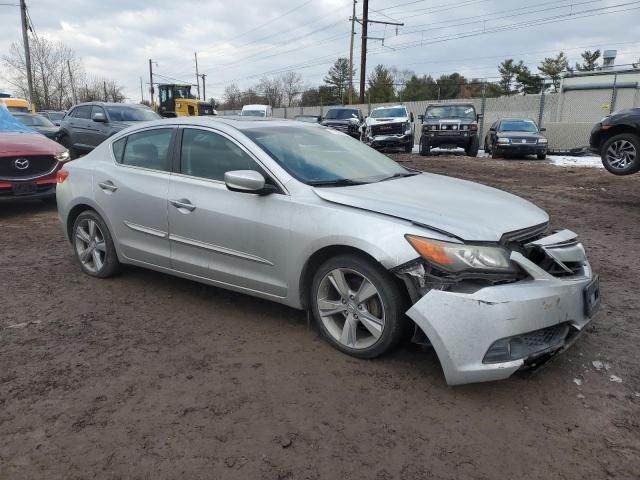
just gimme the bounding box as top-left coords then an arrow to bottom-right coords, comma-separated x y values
148,59 -> 155,106
194,52 -> 200,100
348,0 -> 357,104
19,0 -> 35,109
359,0 -> 368,104
140,77 -> 144,103
199,74 -> 206,101
103,81 -> 108,102
357,1 -> 403,104
67,60 -> 77,105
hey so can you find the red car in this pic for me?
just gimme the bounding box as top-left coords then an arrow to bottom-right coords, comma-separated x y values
0,130 -> 70,202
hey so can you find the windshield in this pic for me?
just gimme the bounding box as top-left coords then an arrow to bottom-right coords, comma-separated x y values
47,112 -> 65,122
324,109 -> 359,120
7,106 -> 30,113
370,107 -> 407,118
499,120 -> 538,132
243,125 -> 409,185
105,106 -> 160,121
16,114 -> 54,127
426,105 -> 476,120
241,110 -> 266,117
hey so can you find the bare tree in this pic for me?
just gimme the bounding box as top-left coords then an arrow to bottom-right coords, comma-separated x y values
257,76 -> 283,107
279,71 -> 303,107
2,37 -> 125,110
223,83 -> 242,109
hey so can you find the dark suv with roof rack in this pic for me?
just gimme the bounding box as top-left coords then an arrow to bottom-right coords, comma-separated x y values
418,102 -> 481,157
56,102 -> 161,158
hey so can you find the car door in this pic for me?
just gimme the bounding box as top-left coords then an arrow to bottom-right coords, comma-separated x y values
86,105 -> 111,148
168,127 -> 291,298
68,105 -> 93,151
95,126 -> 176,268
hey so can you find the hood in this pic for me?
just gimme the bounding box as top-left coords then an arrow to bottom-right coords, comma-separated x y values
366,116 -> 408,127
497,131 -> 543,138
313,173 -> 548,242
0,131 -> 66,156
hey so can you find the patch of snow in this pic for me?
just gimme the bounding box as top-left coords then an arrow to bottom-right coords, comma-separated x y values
547,154 -> 603,169
573,378 -> 583,386
592,360 -> 605,370
609,375 -> 623,383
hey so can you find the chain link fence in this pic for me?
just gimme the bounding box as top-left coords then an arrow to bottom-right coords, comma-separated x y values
218,73 -> 640,152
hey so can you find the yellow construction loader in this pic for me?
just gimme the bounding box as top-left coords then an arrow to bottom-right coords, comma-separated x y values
154,84 -> 216,117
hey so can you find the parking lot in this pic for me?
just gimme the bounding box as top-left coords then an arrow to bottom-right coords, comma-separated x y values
1,154 -> 639,480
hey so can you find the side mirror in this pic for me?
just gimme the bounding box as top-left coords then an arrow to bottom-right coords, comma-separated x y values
540,127 -> 546,132
489,127 -> 496,132
476,113 -> 484,121
409,112 -> 414,122
225,170 -> 274,195
92,112 -> 107,122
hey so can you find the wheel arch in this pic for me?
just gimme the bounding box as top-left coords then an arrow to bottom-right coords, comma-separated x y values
599,125 -> 638,149
298,244 -> 406,310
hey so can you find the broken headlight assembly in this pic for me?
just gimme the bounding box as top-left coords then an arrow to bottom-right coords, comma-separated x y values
405,235 -> 516,274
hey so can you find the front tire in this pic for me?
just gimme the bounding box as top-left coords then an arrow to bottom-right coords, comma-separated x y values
537,152 -> 547,160
419,137 -> 431,156
601,133 -> 640,175
310,255 -> 408,359
465,136 -> 479,157
72,211 -> 120,278
404,139 -> 413,153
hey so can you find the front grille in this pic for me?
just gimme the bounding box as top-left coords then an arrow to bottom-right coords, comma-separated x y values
509,137 -> 537,144
326,123 -> 349,133
526,248 -> 584,277
371,123 -> 404,136
521,323 -> 569,350
0,155 -> 57,179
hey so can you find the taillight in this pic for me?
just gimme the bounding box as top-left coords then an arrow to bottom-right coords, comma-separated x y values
56,169 -> 69,183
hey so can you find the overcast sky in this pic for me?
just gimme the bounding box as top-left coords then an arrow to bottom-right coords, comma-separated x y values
1,0 -> 639,102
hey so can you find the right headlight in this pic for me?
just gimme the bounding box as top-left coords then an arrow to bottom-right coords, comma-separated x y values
405,235 -> 516,273
497,137 -> 511,144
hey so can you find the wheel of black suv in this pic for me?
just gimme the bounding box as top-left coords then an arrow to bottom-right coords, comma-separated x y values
537,152 -> 547,160
72,210 -> 120,278
465,136 -> 479,157
311,254 -> 408,359
419,137 -> 431,156
491,146 -> 500,159
404,139 -> 413,153
601,133 -> 640,175
484,139 -> 490,155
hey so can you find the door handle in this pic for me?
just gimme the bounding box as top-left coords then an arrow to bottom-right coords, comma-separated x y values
98,180 -> 118,192
170,199 -> 196,212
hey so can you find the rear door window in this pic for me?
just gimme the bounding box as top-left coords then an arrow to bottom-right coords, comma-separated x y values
71,106 -> 91,119
120,128 -> 173,171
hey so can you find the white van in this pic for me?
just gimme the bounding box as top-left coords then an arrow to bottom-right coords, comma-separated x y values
240,104 -> 272,118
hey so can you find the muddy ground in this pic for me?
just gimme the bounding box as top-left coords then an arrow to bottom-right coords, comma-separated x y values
1,154 -> 639,480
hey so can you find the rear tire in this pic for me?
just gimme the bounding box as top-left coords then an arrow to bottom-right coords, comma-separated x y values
72,211 -> 120,278
310,254 -> 408,359
419,137 -> 431,156
465,136 -> 479,157
601,133 -> 640,175
537,152 -> 547,160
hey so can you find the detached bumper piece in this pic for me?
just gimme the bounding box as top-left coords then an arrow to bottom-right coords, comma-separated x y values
404,229 -> 599,385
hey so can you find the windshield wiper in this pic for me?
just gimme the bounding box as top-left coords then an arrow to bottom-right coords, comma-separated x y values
308,178 -> 367,187
378,172 -> 420,182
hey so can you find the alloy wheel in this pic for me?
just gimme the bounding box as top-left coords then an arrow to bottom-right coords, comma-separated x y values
74,218 -> 107,274
316,268 -> 385,350
606,139 -> 637,170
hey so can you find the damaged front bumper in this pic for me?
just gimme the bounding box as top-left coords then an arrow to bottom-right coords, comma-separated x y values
402,230 -> 600,385
367,133 -> 413,149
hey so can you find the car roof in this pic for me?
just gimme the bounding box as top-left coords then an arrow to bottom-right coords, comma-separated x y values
242,104 -> 270,109
72,102 -> 149,108
498,118 -> 536,122
121,116 -> 316,133
325,106 -> 359,110
427,102 -> 475,107
372,105 -> 406,110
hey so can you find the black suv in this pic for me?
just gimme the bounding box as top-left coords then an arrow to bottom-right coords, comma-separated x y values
418,102 -> 481,157
57,102 -> 160,158
589,107 -> 640,175
321,106 -> 364,140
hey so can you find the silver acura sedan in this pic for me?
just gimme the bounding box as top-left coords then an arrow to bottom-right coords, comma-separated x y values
56,117 -> 600,385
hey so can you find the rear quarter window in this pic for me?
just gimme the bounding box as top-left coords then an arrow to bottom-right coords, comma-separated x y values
112,137 -> 126,163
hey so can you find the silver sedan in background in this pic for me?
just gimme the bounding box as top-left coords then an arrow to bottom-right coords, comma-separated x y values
56,117 -> 600,385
